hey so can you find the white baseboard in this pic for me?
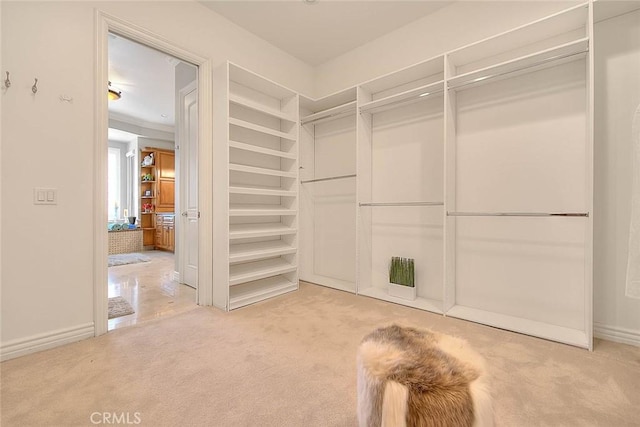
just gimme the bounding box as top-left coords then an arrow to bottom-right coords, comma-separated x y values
0,323 -> 94,361
594,322 -> 640,347
173,270 -> 180,282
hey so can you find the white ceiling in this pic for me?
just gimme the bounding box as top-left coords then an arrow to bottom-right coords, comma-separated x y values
200,1 -> 453,66
108,34 -> 179,129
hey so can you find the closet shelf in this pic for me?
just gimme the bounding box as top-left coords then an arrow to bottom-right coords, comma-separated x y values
229,275 -> 297,310
229,163 -> 297,178
300,101 -> 357,125
229,94 -> 296,123
229,258 -> 297,286
359,80 -> 444,114
446,305 -> 588,348
229,240 -> 297,263
358,287 -> 443,314
229,223 -> 297,240
229,204 -> 297,216
448,38 -> 589,91
229,117 -> 296,141
229,140 -> 297,160
229,185 -> 296,197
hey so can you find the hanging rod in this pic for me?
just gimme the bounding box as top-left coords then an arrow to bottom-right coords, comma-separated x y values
301,174 -> 356,184
360,201 -> 444,207
359,87 -> 444,114
448,47 -> 588,91
447,211 -> 589,217
301,101 -> 357,125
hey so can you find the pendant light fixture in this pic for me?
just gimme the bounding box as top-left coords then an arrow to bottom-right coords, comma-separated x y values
108,81 -> 121,101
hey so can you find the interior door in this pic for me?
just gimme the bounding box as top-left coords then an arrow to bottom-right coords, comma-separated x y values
178,81 -> 199,289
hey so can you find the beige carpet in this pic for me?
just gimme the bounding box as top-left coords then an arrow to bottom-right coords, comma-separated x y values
108,296 -> 135,319
1,282 -> 638,426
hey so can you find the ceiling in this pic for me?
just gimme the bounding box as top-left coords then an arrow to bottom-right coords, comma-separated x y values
108,1 -> 454,137
200,0 -> 453,66
108,34 -> 179,132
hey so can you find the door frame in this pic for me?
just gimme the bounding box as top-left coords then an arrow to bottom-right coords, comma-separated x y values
94,10 -> 213,336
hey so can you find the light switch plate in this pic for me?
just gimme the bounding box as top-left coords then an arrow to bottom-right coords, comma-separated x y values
34,188 -> 57,205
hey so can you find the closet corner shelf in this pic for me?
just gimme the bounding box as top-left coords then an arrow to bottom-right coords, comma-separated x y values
229,163 -> 297,178
229,257 -> 297,286
448,38 -> 589,91
229,223 -> 297,239
359,80 -> 444,114
229,240 -> 297,264
229,93 -> 297,123
229,117 -> 296,141
229,276 -> 297,310
229,140 -> 297,160
300,101 -> 357,125
229,185 -> 296,197
229,204 -> 297,217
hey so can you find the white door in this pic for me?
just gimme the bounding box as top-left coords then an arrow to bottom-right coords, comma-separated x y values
178,81 -> 199,289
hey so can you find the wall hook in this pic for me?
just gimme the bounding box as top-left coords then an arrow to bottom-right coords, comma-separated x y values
32,78 -> 38,94
4,72 -> 10,88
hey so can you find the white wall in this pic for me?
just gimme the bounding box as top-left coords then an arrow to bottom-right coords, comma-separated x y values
594,9 -> 640,343
0,0 -> 313,355
314,1 -> 579,96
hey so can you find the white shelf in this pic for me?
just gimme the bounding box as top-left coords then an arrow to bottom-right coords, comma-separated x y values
229,140 -> 296,160
229,185 -> 296,197
357,287 -> 443,314
229,62 -> 296,100
229,240 -> 297,263
229,258 -> 297,286
229,223 -> 297,240
445,305 -> 589,348
229,276 -> 298,310
229,163 -> 297,178
229,93 -> 296,123
300,101 -> 357,125
229,204 -> 297,216
359,80 -> 444,114
359,55 -> 444,95
448,38 -> 589,91
229,117 -> 296,141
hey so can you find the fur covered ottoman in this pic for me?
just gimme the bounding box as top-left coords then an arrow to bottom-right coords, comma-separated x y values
357,325 -> 493,427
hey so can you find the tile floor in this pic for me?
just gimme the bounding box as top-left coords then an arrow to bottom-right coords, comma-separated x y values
107,250 -> 197,331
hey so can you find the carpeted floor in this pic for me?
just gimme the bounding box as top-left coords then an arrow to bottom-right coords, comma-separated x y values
1,282 -> 638,426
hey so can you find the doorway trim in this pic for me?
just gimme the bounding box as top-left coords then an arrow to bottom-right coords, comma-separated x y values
94,11 -> 213,336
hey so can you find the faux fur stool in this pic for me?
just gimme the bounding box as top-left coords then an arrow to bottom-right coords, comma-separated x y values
357,324 -> 493,427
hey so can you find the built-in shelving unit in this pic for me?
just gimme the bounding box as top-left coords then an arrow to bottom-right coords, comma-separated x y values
352,2 -> 594,349
357,54 -> 446,314
213,62 -> 299,310
299,88 -> 358,293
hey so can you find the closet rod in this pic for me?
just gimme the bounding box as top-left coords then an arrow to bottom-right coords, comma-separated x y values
301,174 -> 356,184
448,48 -> 588,91
360,201 -> 444,207
447,211 -> 589,217
359,88 -> 444,114
300,110 -> 355,126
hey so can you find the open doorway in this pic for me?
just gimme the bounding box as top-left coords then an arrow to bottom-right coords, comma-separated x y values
106,33 -> 198,331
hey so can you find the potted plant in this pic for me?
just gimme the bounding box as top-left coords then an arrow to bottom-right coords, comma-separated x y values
388,257 -> 416,300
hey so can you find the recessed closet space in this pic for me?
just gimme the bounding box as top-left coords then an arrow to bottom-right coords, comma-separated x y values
444,4 -> 592,346
357,56 -> 445,312
217,62 -> 300,310
299,89 -> 357,293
